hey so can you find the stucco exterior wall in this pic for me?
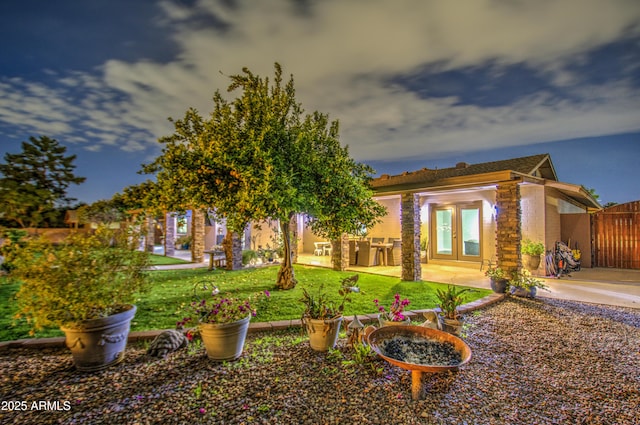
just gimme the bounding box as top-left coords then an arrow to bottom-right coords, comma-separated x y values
368,196 -> 401,240
544,189 -> 563,251
521,184 -> 547,249
561,213 -> 592,268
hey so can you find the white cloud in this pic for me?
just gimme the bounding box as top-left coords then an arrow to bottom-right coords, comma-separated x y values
1,0 -> 639,161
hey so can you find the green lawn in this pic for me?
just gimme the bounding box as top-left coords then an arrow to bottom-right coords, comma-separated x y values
148,254 -> 191,266
0,265 -> 490,341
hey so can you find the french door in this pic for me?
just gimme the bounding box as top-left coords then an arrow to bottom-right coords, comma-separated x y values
431,202 -> 482,261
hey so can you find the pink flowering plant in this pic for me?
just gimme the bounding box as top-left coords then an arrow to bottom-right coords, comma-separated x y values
178,278 -> 270,328
373,293 -> 411,321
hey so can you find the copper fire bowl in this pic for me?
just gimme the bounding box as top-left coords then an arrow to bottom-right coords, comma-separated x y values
367,325 -> 472,373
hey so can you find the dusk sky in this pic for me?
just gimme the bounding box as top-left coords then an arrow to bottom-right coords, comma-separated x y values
1,0 -> 639,206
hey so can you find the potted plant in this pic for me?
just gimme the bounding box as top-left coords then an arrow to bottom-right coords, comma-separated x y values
180,278 -> 270,361
300,274 -> 360,352
10,226 -> 151,371
509,269 -> 548,298
176,234 -> 192,250
373,293 -> 411,326
484,266 -> 509,293
521,239 -> 545,271
436,285 -> 471,336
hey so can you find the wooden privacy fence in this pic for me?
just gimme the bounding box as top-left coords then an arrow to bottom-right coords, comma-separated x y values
592,201 -> 640,269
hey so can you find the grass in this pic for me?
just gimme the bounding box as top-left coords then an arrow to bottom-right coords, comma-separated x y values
148,254 -> 191,266
0,264 -> 490,342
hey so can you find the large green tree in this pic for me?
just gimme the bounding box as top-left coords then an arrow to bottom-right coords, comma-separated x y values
0,136 -> 85,228
145,64 -> 385,289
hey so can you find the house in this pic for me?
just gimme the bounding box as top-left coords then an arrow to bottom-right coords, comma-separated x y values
355,153 -> 601,278
164,153 -> 601,279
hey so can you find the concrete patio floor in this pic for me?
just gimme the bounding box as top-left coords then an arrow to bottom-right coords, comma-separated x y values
158,249 -> 640,309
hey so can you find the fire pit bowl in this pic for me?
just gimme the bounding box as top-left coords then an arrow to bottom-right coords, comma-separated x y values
367,325 -> 472,400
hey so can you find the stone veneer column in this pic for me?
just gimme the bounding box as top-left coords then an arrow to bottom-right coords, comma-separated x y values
495,182 -> 522,277
331,233 -> 349,271
191,209 -> 205,263
401,193 -> 422,281
164,212 -> 176,256
145,214 -> 155,253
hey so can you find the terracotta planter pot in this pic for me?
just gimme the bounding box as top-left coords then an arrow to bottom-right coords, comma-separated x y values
199,315 -> 251,361
524,254 -> 542,271
378,316 -> 411,327
303,316 -> 343,351
61,305 -> 136,372
438,316 -> 464,336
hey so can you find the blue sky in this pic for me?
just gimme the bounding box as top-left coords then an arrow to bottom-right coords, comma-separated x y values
0,0 -> 639,206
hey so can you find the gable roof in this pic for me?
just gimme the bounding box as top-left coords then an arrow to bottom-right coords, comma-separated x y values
372,153 -> 556,190
371,153 -> 600,210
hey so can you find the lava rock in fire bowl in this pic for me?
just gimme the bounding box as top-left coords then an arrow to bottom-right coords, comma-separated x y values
367,325 -> 472,373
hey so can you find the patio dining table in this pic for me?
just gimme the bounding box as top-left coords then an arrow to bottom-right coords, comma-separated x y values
371,242 -> 393,266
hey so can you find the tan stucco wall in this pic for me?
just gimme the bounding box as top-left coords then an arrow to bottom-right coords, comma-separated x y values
521,184 -> 547,249
368,196 -> 401,240
561,213 -> 592,268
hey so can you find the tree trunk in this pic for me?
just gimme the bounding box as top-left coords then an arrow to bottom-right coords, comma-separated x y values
276,215 -> 298,290
222,231 -> 243,271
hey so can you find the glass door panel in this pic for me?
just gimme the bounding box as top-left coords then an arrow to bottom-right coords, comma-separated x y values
459,207 -> 480,259
433,207 -> 455,259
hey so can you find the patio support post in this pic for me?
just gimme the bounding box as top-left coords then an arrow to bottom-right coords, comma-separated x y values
144,214 -> 155,253
223,231 -> 243,270
191,209 -> 205,263
495,182 -> 522,277
331,233 -> 349,271
164,212 -> 175,256
401,192 -> 422,281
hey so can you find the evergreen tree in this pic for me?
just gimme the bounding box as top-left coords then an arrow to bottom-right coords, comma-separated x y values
0,136 -> 85,228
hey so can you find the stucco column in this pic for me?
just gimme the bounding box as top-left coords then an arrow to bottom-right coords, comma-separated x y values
331,233 -> 349,271
401,193 -> 422,281
496,182 -> 522,277
164,212 -> 175,256
191,209 -> 205,263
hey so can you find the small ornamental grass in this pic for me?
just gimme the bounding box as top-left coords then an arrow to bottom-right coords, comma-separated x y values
299,274 -> 360,320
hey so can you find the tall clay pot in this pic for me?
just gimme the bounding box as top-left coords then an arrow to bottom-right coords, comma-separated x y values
303,316 -> 343,351
199,315 -> 251,361
61,305 -> 136,372
524,254 -> 541,272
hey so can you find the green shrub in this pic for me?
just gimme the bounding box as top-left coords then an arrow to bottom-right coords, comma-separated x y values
9,226 -> 151,333
521,239 -> 545,256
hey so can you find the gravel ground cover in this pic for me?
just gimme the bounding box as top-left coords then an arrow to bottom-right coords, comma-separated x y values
1,297 -> 638,425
